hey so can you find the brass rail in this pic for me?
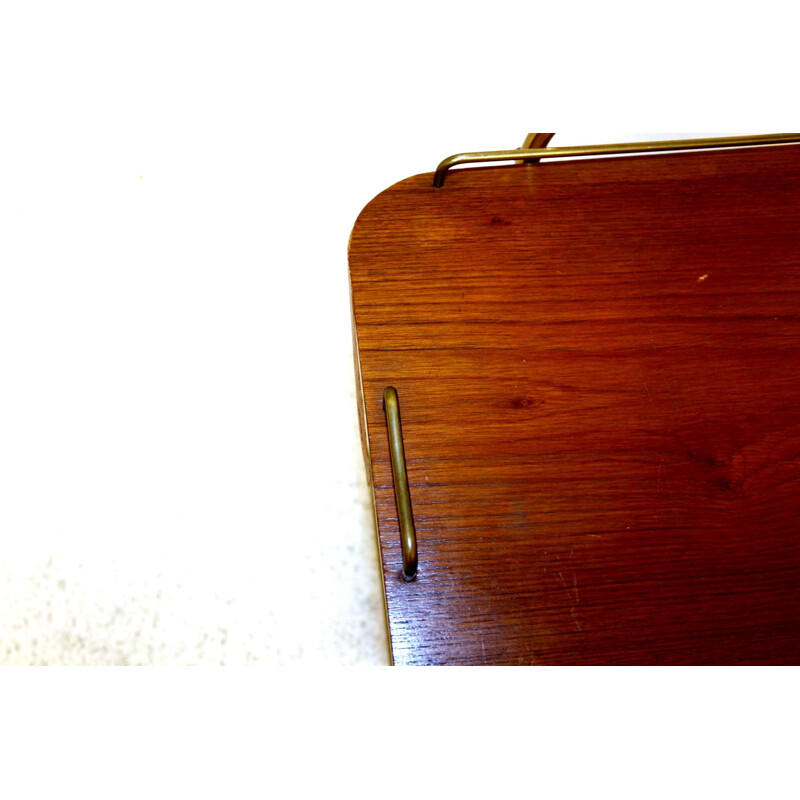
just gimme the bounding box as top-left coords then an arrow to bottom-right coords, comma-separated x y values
433,133 -> 800,188
383,387 -> 418,581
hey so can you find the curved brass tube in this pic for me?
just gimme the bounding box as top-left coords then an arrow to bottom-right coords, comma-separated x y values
383,387 -> 418,581
433,133 -> 800,187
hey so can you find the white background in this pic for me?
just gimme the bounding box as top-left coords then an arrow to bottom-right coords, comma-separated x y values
0,0 -> 797,795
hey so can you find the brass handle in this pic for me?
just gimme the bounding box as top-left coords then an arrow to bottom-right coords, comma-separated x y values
383,387 -> 418,581
516,132 -> 555,163
433,133 -> 800,187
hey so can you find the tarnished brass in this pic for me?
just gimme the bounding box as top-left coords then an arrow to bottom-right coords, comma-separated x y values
383,387 -> 418,581
433,133 -> 800,187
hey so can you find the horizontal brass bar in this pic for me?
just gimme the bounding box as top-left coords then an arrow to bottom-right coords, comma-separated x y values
433,133 -> 800,187
383,387 -> 418,581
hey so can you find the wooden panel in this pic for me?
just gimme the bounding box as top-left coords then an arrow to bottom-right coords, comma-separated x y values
348,144 -> 800,665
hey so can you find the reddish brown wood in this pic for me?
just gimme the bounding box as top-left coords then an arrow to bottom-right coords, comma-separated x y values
348,144 -> 800,665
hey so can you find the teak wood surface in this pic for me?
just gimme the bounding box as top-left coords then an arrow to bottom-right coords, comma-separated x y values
348,144 -> 800,665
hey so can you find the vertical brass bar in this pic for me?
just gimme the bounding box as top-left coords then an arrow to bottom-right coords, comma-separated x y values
383,387 -> 418,581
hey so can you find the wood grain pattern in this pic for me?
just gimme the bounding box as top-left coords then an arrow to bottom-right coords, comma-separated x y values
348,144 -> 800,665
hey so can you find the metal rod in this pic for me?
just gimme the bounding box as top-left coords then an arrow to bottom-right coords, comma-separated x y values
516,132 -> 555,163
383,387 -> 418,581
433,133 -> 800,187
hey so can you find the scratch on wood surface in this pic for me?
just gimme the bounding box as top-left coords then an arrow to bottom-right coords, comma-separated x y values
571,608 -> 583,632
560,571 -> 583,631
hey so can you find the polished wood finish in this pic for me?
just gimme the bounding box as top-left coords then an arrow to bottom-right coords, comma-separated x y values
348,144 -> 800,665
